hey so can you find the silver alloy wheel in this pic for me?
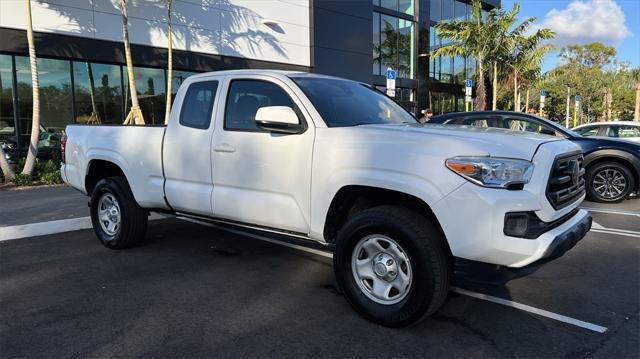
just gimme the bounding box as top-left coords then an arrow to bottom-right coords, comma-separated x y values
97,193 -> 121,237
351,235 -> 412,305
593,168 -> 627,199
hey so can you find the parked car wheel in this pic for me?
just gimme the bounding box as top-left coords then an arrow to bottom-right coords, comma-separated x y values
90,176 -> 148,249
585,162 -> 635,203
333,205 -> 451,327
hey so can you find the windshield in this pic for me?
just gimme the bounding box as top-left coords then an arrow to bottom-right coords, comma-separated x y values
290,76 -> 417,127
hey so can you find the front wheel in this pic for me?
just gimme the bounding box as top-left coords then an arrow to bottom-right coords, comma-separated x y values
585,162 -> 634,203
333,206 -> 451,327
90,176 -> 148,249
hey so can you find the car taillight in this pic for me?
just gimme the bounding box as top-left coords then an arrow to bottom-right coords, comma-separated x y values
60,134 -> 67,163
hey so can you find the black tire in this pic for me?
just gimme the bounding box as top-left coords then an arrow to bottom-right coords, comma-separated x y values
333,205 -> 451,327
90,176 -> 148,249
585,162 -> 635,203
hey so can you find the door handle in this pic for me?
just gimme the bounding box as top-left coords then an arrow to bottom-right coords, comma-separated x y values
213,143 -> 236,153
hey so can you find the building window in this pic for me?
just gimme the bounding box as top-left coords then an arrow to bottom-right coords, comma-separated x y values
374,13 -> 415,79
124,66 -> 166,125
73,62 -> 123,124
373,13 -> 381,75
15,56 -> 71,147
0,55 -> 14,144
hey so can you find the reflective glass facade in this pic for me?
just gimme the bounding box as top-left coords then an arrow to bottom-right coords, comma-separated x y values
0,53 -> 197,156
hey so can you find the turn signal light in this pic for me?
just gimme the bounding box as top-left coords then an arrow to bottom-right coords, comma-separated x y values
446,162 -> 476,175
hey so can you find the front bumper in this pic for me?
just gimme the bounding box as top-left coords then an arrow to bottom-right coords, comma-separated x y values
454,211 -> 591,285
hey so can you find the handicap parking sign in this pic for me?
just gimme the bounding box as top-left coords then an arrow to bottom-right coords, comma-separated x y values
386,68 -> 396,80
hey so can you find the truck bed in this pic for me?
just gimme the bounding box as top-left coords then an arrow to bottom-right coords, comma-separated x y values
62,125 -> 168,209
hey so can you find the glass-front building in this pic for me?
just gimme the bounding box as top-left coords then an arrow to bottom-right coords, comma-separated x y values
372,0 -> 498,114
0,53 -> 196,156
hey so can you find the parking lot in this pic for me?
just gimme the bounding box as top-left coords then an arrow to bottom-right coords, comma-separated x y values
1,186 -> 638,358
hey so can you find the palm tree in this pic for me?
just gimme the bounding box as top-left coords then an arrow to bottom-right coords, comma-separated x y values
487,4 -> 520,111
120,0 -> 144,125
164,0 -> 173,125
633,68 -> 640,121
432,0 -> 502,111
505,20 -> 554,112
22,0 -> 40,175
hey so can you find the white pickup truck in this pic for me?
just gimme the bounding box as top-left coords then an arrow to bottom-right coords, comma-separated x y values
62,70 -> 592,327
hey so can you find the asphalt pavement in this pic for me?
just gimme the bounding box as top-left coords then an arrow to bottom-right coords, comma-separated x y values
0,186 -> 638,358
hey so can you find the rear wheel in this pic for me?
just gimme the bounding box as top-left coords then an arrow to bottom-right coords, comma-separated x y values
333,205 -> 451,327
90,176 -> 148,249
586,162 -> 634,203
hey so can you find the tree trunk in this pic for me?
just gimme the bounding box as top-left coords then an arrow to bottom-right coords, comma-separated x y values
0,147 -> 15,181
525,88 -> 530,113
121,0 -> 144,125
87,63 -> 100,124
22,0 -> 40,176
474,60 -> 486,111
565,86 -> 571,128
635,82 -> 640,122
513,70 -> 519,112
164,0 -> 173,125
492,61 -> 497,111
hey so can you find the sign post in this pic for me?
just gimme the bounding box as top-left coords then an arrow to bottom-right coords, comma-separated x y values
386,68 -> 396,98
539,89 -> 546,117
573,95 -> 581,128
465,79 -> 472,112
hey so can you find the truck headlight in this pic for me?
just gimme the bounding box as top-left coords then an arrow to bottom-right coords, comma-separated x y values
446,156 -> 534,189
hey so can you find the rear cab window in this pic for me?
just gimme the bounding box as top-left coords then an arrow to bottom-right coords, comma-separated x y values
179,81 -> 219,129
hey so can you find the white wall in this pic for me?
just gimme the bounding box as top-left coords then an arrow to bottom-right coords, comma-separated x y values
0,0 -> 311,66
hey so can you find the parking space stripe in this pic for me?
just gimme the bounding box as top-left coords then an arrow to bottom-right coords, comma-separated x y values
0,214 -> 168,242
590,229 -> 640,238
451,287 -> 608,333
582,207 -> 640,217
0,217 -> 93,241
180,217 -> 609,334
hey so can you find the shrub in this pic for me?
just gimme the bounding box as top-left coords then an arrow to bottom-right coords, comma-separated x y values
12,173 -> 33,186
40,159 -> 62,185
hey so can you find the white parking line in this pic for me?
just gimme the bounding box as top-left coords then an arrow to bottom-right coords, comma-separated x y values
0,217 -> 93,241
179,217 -> 609,334
582,207 -> 640,217
0,214 -> 168,242
591,220 -> 640,238
451,287 -> 608,333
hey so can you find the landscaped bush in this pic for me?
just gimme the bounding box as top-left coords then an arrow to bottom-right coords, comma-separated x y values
12,173 -> 33,186
40,160 -> 62,185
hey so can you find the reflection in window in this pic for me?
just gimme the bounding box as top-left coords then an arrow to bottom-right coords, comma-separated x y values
73,62 -> 123,124
373,13 -> 381,75
374,13 -> 415,79
430,0 -> 441,21
430,92 -> 457,115
0,55 -> 15,144
225,80 -> 296,131
399,0 -> 414,15
15,57 -> 71,148
441,0 -> 454,20
454,56 -> 465,84
124,67 -> 166,125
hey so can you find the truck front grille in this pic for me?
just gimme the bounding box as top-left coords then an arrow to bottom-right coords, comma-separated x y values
546,152 -> 585,209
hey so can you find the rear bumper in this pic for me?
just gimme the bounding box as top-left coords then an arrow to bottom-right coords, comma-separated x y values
454,211 -> 592,285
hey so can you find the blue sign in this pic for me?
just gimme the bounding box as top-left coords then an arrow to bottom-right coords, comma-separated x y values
386,69 -> 396,80
540,89 -> 546,96
465,79 -> 472,88
576,95 -> 582,102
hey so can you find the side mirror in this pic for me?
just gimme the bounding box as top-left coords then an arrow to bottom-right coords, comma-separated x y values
255,106 -> 304,134
540,128 -> 556,136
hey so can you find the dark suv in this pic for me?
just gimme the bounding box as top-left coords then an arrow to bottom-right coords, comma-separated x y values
429,111 -> 640,203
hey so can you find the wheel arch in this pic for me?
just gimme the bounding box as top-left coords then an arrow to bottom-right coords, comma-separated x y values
322,185 -> 452,255
85,159 -> 129,195
584,150 -> 640,191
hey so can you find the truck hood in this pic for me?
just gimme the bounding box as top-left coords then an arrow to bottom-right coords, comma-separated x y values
358,123 -> 564,160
